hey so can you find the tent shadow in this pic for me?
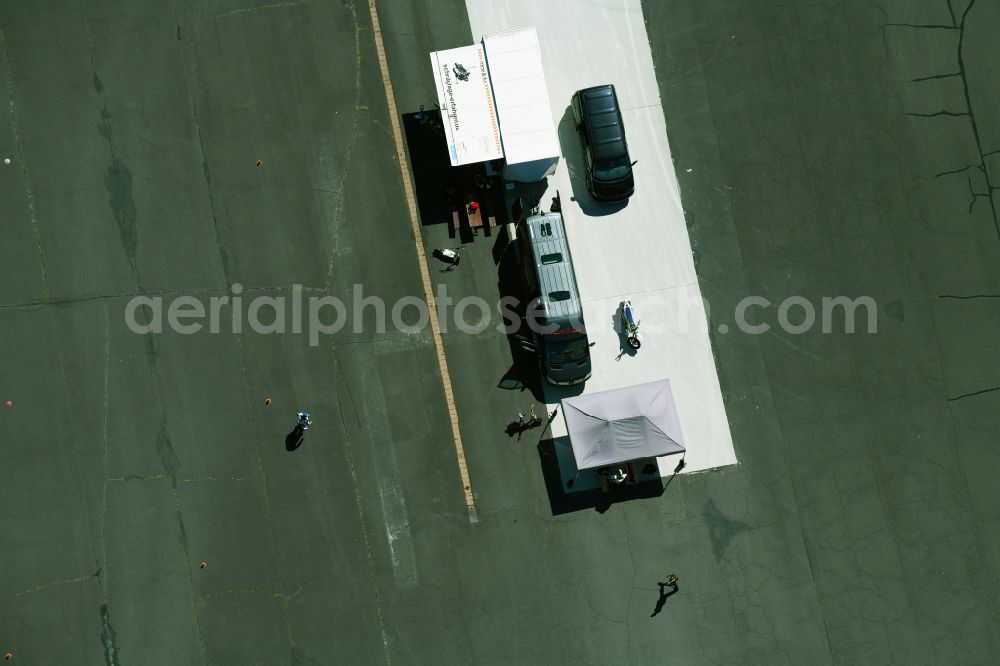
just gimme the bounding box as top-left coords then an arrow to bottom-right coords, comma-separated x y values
536,438 -> 665,515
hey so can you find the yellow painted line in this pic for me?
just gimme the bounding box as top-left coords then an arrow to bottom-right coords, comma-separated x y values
366,0 -> 478,521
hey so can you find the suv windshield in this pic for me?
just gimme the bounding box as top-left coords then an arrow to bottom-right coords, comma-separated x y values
594,156 -> 632,181
546,334 -> 590,363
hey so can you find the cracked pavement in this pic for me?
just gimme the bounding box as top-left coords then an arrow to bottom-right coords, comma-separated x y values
1,0 -> 999,663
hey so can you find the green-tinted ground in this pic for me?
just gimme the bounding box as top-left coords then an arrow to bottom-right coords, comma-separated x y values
642,0 -> 1000,661
0,0 -> 998,664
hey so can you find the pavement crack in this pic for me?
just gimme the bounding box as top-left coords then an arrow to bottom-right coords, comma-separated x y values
231,329 -> 295,647
905,110 -> 969,118
173,495 -> 209,663
174,7 -> 232,288
47,300 -> 116,624
902,71 -> 961,82
196,587 -> 283,602
882,23 -> 959,30
934,163 -> 982,178
0,284 -> 325,308
323,0 -> 364,291
1,28 -> 49,300
108,474 -> 170,482
330,333 -> 392,663
964,173 -> 990,213
99,604 -> 120,666
947,386 -> 1000,402
83,0 -> 145,293
12,571 -> 101,597
100,301 -> 112,601
952,0 -> 998,239
199,1 -> 301,19
891,0 -> 999,242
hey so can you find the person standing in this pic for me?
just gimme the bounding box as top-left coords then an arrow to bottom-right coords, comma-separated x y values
286,411 -> 311,451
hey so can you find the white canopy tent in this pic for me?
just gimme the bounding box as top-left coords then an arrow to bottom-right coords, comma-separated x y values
561,379 -> 686,471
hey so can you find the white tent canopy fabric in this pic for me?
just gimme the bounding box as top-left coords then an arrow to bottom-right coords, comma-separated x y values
562,379 -> 686,470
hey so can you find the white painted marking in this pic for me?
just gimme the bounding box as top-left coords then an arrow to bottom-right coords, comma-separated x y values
465,0 -> 738,475
356,349 -> 419,588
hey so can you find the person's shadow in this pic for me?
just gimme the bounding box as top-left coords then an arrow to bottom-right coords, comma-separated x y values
285,425 -> 304,451
505,421 -> 526,439
650,581 -> 679,617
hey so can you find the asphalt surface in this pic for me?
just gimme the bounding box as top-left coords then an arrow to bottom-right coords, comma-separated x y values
642,0 -> 1000,661
1,0 -> 998,664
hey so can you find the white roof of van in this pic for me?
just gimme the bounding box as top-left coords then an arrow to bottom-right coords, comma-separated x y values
482,27 -> 560,166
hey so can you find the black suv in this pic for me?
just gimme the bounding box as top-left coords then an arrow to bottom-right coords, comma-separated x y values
571,85 -> 636,202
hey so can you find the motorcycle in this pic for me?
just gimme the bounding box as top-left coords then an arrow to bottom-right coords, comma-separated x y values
621,300 -> 641,349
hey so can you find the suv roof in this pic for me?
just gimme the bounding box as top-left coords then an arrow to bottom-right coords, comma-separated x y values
578,85 -> 626,161
523,212 -> 582,323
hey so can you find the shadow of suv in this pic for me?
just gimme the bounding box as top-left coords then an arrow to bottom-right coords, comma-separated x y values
571,85 -> 636,202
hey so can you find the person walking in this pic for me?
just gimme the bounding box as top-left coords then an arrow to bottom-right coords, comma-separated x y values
297,411 -> 312,430
650,575 -> 679,617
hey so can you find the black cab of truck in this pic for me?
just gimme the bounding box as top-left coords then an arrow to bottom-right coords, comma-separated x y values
571,84 -> 636,202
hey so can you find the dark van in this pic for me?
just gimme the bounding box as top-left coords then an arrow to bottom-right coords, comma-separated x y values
571,84 -> 636,201
511,209 -> 592,386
